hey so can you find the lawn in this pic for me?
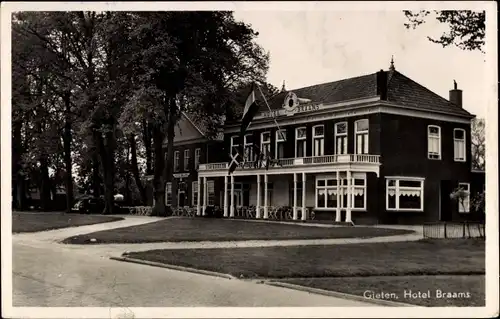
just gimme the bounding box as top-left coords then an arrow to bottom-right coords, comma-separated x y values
61,217 -> 414,244
122,239 -> 485,279
12,212 -> 124,233
279,275 -> 485,307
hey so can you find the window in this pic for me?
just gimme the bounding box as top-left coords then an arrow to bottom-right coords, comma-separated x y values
207,180 -> 215,206
244,134 -> 254,162
428,125 -> 441,160
261,182 -> 273,206
335,122 -> 348,155
315,175 -> 366,210
166,182 -> 173,206
174,151 -> 180,172
290,179 -> 303,207
295,127 -> 307,158
355,119 -> 369,154
458,183 -> 470,213
276,129 -> 287,159
184,149 -> 190,171
229,183 -> 244,207
313,125 -> 325,156
454,129 -> 466,162
386,178 -> 424,211
316,177 -> 338,209
192,181 -> 198,206
261,132 -> 271,157
230,136 -> 239,156
194,148 -> 201,168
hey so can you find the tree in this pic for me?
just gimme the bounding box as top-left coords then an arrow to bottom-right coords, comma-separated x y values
403,10 -> 485,52
471,118 -> 485,170
450,186 -> 469,213
122,11 -> 270,216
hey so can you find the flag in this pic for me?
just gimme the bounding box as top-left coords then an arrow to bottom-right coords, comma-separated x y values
228,145 -> 243,174
240,83 -> 260,138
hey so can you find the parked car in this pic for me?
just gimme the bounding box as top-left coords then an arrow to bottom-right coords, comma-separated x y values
71,195 -> 123,215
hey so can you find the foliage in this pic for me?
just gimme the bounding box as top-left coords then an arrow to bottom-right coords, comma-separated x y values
450,186 -> 470,213
471,118 -> 485,171
471,190 -> 485,214
12,11 -> 270,213
403,10 -> 485,52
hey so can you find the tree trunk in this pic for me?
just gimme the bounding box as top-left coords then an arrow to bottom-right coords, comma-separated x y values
129,135 -> 146,205
142,119 -> 153,175
152,99 -> 177,216
124,144 -> 131,205
39,155 -> 51,211
151,125 -> 166,216
12,119 -> 22,210
92,152 -> 101,197
94,126 -> 116,215
63,92 -> 73,213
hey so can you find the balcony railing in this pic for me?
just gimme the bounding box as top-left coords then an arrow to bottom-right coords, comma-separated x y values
198,154 -> 380,171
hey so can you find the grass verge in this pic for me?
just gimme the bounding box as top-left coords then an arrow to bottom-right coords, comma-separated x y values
12,212 -> 124,233
122,239 -> 484,279
61,217 -> 414,244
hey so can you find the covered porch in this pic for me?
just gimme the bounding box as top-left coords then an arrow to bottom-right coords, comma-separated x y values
197,171 -> 378,223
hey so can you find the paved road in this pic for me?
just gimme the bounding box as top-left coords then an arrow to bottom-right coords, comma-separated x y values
13,238 -> 375,307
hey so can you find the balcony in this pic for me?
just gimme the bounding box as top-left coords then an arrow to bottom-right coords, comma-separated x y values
198,154 -> 381,176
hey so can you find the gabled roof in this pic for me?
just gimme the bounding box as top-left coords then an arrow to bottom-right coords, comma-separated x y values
249,69 -> 473,118
386,71 -> 472,116
181,112 -> 224,141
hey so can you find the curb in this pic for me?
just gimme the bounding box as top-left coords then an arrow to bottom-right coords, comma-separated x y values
110,256 -> 236,280
265,281 -> 419,307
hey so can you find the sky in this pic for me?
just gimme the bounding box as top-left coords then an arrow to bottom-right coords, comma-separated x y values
233,10 -> 488,118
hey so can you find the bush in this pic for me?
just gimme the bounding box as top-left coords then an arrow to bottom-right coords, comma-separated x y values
203,206 -> 223,218
151,205 -> 173,217
471,190 -> 485,214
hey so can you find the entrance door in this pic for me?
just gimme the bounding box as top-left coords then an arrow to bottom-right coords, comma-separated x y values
178,191 -> 186,207
440,180 -> 453,221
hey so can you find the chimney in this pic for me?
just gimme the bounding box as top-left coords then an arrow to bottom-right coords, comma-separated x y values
449,80 -> 463,108
376,70 -> 388,100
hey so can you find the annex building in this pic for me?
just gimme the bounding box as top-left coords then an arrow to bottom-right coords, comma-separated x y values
164,62 -> 485,224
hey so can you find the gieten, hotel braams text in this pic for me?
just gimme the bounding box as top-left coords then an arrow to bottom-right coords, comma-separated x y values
363,290 -> 471,300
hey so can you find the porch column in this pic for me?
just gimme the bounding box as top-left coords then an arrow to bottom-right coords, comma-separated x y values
256,174 -> 261,218
196,176 -> 201,216
263,174 -> 269,219
202,177 -> 207,216
301,172 -> 307,221
293,173 -> 298,220
223,175 -> 229,217
230,174 -> 235,218
335,171 -> 341,222
346,170 -> 352,223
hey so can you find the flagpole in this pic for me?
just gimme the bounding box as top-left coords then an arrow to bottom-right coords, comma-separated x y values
256,84 -> 285,139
